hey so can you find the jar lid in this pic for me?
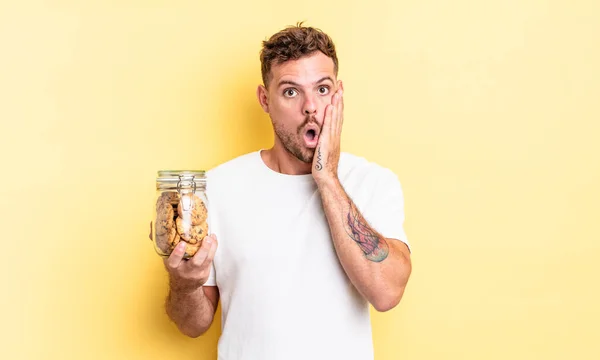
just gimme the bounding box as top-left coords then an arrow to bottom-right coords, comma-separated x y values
156,170 -> 206,190
158,170 -> 205,177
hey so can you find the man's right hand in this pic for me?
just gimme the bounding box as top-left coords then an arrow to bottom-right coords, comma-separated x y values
164,234 -> 218,292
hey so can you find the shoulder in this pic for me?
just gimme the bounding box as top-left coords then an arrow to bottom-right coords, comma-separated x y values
206,151 -> 259,180
338,153 -> 406,223
338,152 -> 404,204
338,152 -> 399,183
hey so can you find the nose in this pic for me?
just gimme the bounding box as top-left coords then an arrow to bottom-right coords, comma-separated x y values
302,94 -> 317,116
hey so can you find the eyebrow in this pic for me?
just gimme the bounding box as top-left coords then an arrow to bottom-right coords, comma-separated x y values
277,76 -> 334,88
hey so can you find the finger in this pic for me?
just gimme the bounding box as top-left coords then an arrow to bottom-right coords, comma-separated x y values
189,235 -> 213,267
204,235 -> 218,267
322,104 -> 332,135
331,95 -> 337,134
332,91 -> 341,134
165,241 -> 186,270
338,90 -> 344,131
316,104 -> 332,160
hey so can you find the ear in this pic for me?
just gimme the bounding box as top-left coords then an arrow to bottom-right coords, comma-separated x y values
257,85 -> 269,113
337,79 -> 343,91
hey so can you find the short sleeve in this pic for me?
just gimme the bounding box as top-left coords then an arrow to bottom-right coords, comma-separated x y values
203,262 -> 217,286
203,186 -> 217,287
361,169 -> 411,253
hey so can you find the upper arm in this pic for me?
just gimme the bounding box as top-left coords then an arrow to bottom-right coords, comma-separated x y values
389,237 -> 412,277
203,286 -> 220,314
362,169 -> 411,252
389,237 -> 411,259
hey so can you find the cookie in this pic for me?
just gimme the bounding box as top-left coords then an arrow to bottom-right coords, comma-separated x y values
167,226 -> 179,246
176,217 -> 208,244
156,191 -> 180,208
169,234 -> 200,257
155,217 -> 174,236
155,196 -> 175,235
157,200 -> 174,219
156,223 -> 176,254
155,229 -> 170,254
177,193 -> 207,226
184,242 -> 201,257
155,210 -> 174,236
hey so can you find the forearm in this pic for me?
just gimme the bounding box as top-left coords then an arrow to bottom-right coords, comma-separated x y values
165,279 -> 215,337
317,178 -> 411,311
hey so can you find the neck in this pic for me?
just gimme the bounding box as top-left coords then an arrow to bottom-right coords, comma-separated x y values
261,139 -> 312,176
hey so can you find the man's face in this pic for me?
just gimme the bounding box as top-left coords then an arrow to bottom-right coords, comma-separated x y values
258,51 -> 338,163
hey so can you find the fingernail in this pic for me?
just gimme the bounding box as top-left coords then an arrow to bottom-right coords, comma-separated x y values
205,237 -> 212,244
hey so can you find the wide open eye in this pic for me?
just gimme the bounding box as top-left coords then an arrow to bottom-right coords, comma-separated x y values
283,88 -> 298,98
318,86 -> 330,95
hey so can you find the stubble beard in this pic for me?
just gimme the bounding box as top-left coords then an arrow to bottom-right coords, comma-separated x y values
272,115 -> 317,164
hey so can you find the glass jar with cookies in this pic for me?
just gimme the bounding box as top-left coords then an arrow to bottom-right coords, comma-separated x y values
151,170 -> 209,259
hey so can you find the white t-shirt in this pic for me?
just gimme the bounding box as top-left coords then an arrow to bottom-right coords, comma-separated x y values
204,150 -> 410,360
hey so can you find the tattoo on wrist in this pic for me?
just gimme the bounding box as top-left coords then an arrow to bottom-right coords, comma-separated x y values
315,147 -> 323,171
345,200 -> 389,262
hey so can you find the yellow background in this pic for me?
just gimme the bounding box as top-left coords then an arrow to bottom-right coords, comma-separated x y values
1,0 -> 599,359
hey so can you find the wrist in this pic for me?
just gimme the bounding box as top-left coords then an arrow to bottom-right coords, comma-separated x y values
169,276 -> 203,295
315,174 -> 340,191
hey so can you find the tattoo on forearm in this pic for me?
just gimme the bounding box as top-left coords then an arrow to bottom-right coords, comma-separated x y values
315,147 -> 323,171
345,201 -> 389,262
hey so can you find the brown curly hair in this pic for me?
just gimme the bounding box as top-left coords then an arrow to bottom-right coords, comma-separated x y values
260,22 -> 339,88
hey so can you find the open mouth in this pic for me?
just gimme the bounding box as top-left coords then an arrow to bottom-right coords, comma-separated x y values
303,127 -> 320,148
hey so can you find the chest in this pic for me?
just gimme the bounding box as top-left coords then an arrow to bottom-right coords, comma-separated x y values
210,186 -> 345,288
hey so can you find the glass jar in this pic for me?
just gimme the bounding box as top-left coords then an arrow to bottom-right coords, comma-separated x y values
151,170 -> 209,259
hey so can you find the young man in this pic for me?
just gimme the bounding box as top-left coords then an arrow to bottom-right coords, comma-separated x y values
163,23 -> 412,360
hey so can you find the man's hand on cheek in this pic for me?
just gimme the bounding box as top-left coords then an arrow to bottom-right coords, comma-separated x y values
312,81 -> 344,185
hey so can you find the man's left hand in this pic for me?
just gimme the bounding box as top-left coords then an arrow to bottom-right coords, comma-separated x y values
312,82 -> 344,186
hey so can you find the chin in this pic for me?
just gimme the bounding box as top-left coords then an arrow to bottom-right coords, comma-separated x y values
289,146 -> 314,164
276,130 -> 315,164
300,149 -> 315,163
